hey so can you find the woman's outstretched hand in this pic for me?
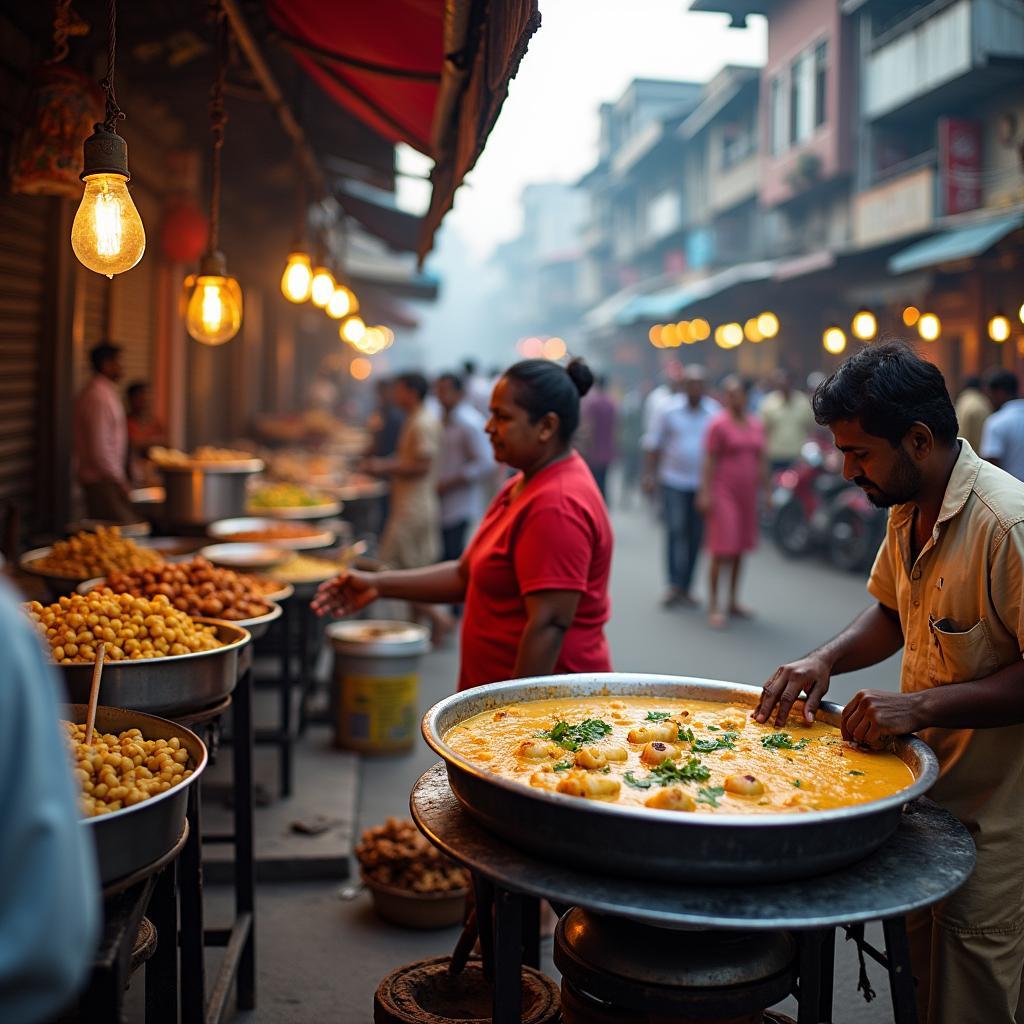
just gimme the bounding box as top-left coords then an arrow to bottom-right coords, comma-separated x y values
311,570 -> 379,618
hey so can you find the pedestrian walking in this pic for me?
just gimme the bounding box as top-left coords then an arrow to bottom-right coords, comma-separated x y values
578,375 -> 618,499
699,376 -> 766,629
616,386 -> 645,508
73,342 -> 135,523
954,375 -> 992,453
366,377 -> 404,458
980,369 -> 1024,480
642,366 -> 718,608
315,358 -> 613,691
462,358 -> 492,417
759,369 -> 814,472
435,372 -> 494,561
755,341 -> 1024,1024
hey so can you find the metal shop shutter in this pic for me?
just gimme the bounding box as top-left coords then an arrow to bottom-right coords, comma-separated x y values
0,194 -> 48,521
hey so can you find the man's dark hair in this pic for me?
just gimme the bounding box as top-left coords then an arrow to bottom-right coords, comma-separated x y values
812,341 -> 958,446
395,372 -> 428,401
126,381 -> 148,402
90,342 -> 121,374
985,369 -> 1019,398
962,375 -> 982,391
437,372 -> 464,392
462,359 -> 478,376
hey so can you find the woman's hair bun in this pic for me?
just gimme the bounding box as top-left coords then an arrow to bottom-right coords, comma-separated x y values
566,357 -> 594,398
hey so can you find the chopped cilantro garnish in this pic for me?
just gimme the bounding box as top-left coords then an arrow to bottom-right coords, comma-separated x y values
762,732 -> 809,751
848,770 -> 865,776
539,718 -> 613,752
692,731 -> 737,754
792,779 -> 802,788
678,726 -> 695,744
645,711 -> 672,722
697,785 -> 725,807
552,760 -> 573,771
623,771 -> 653,790
624,756 -> 711,789
706,725 -> 720,731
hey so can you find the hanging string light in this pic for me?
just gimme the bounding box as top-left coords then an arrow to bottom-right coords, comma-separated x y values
280,165 -> 313,303
185,5 -> 242,346
70,0 -> 145,278
310,260 -> 336,309
327,283 -> 359,320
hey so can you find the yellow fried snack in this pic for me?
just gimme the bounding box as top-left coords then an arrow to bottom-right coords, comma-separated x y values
64,721 -> 194,817
32,527 -> 162,579
25,590 -> 222,663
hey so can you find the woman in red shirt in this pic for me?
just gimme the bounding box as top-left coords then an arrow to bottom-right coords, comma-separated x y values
314,358 -> 613,690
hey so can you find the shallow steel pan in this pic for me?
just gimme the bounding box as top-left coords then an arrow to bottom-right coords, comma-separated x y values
67,704 -> 207,887
422,673 -> 939,883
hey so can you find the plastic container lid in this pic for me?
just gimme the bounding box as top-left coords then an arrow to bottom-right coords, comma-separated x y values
326,620 -> 431,657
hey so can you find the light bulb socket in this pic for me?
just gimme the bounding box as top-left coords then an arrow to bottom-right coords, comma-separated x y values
81,124 -> 130,180
199,250 -> 228,277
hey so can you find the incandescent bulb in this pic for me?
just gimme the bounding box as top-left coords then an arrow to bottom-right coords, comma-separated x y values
310,266 -> 335,308
988,315 -> 1011,343
71,173 -> 146,278
823,326 -> 847,354
280,251 -> 312,303
327,285 -> 357,320
186,272 -> 243,345
340,315 -> 366,346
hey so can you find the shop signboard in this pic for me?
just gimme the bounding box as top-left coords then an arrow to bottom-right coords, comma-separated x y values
938,117 -> 982,216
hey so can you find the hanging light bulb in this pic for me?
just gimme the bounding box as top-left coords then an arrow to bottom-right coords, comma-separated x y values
823,326 -> 847,355
851,310 -> 877,341
327,284 -> 358,320
280,251 -> 313,303
71,0 -> 145,278
184,7 -> 241,346
691,318 -> 711,341
340,315 -> 366,346
988,314 -> 1011,343
310,264 -> 335,308
756,312 -> 779,339
917,313 -> 940,342
186,251 -> 243,346
744,318 -> 763,343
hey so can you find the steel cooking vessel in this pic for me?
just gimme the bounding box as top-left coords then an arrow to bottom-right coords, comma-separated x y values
57,621 -> 250,716
422,673 -> 939,883
67,704 -> 207,887
159,459 -> 264,526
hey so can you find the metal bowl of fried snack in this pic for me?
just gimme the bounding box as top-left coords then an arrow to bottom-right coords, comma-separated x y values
356,817 -> 470,929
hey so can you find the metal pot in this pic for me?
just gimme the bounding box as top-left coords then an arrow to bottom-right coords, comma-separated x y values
68,704 -> 207,887
57,621 -> 250,716
159,460 -> 263,527
422,673 -> 939,883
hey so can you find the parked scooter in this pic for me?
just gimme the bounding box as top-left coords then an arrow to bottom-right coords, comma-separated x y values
825,484 -> 887,573
767,440 -> 847,557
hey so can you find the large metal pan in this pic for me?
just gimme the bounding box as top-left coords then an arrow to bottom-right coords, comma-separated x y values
159,459 -> 264,526
67,704 -> 207,887
57,621 -> 250,716
422,673 -> 939,883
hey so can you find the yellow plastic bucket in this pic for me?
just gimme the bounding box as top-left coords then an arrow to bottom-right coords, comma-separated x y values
326,620 -> 431,753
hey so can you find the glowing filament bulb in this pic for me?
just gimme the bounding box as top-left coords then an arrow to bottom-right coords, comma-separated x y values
71,173 -> 146,278
185,272 -> 243,346
281,252 -> 313,303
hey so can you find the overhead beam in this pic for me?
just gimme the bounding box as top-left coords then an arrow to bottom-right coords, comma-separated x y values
219,0 -> 329,201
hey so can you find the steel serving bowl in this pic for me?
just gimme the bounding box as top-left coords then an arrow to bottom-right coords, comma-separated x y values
67,703 -> 207,888
158,460 -> 264,526
245,498 -> 343,520
207,517 -> 335,550
198,542 -> 289,571
20,546 -> 101,598
422,673 -> 939,883
56,621 -> 250,716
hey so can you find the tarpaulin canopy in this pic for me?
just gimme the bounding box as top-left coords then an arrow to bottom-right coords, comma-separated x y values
266,0 -> 541,263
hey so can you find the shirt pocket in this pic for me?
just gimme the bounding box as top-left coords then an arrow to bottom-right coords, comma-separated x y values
927,616 -> 998,684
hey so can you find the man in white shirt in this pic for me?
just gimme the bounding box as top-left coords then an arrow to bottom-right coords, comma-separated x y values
462,359 -> 493,418
72,342 -> 135,522
436,372 -> 494,560
981,370 -> 1024,481
642,366 -> 720,606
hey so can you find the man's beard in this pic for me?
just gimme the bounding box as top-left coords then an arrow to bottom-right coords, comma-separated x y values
855,448 -> 922,508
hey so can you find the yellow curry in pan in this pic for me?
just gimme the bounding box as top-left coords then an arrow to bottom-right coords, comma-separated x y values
445,696 -> 915,815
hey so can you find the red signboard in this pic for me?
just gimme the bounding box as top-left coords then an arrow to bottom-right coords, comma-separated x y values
938,117 -> 982,216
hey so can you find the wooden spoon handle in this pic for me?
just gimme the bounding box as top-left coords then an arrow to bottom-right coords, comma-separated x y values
84,642 -> 106,746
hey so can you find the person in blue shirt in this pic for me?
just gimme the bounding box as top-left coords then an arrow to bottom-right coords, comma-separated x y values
0,581 -> 99,1022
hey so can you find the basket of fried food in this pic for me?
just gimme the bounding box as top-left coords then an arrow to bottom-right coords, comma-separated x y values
356,817 -> 470,929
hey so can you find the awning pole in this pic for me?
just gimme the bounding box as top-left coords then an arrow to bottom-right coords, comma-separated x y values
218,0 -> 329,202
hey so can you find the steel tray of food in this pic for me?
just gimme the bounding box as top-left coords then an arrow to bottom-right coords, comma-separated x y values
207,517 -> 335,550
66,704 -> 207,887
422,673 -> 938,883
247,482 -> 343,520
52,619 -> 249,716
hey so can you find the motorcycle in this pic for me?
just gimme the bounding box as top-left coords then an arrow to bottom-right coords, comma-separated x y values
824,484 -> 887,573
767,440 -> 847,558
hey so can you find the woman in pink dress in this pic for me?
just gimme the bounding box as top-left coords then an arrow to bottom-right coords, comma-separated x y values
698,376 -> 766,628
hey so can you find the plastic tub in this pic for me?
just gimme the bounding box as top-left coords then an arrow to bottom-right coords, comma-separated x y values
326,620 -> 430,753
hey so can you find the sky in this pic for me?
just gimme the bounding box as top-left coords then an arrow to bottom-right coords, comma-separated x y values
397,0 -> 767,260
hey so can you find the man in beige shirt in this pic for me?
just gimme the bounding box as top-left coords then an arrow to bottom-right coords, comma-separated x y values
954,375 -> 992,452
759,369 -> 815,471
755,341 -> 1024,1023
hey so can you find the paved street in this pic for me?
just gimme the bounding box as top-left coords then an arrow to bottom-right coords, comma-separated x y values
218,498 -> 904,1023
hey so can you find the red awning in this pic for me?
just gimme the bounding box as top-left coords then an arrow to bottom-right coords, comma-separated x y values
266,0 -> 540,262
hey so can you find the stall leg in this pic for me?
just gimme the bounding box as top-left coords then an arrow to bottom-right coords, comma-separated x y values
278,601 -> 294,797
146,861 -> 180,1024
522,896 -> 541,969
882,916 -> 918,1024
234,668 -> 257,1010
492,886 -> 523,1024
179,784 -> 205,1022
472,873 -> 495,983
297,602 -> 312,733
796,929 -> 834,1024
